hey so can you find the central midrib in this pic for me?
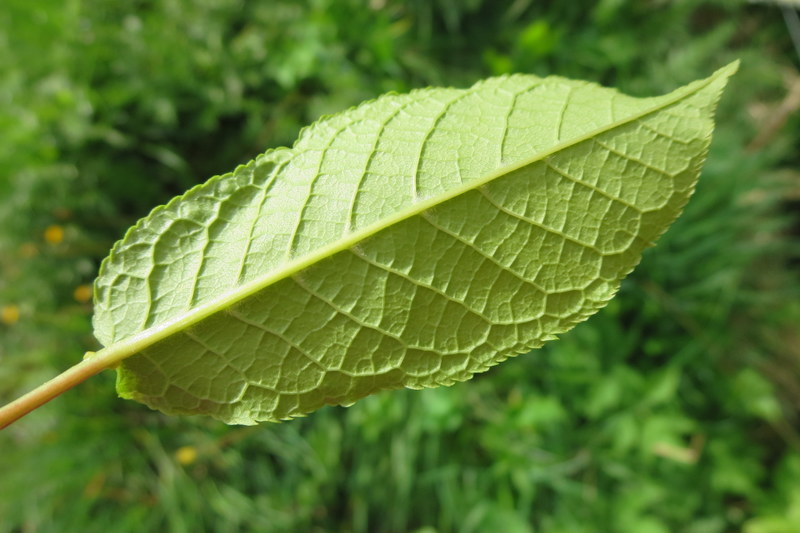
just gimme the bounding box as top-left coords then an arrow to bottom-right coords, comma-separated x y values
91,70 -> 722,369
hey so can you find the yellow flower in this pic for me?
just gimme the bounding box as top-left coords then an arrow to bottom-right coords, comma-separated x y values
19,243 -> 38,258
44,225 -> 64,244
175,446 -> 198,465
1,305 -> 20,325
74,284 -> 93,303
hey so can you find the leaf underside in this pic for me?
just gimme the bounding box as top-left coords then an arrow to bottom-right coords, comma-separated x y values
93,62 -> 737,424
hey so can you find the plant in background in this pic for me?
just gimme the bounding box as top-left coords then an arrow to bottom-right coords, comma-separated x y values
0,62 -> 736,428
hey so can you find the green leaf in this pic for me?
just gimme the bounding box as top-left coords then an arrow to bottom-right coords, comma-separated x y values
93,62 -> 737,424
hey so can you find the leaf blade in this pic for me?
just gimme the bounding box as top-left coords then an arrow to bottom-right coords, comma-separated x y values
94,62 -> 738,423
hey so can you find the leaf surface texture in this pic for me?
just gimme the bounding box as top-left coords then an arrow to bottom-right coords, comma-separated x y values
93,63 -> 737,423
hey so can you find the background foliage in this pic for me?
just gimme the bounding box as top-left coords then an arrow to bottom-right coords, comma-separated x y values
1,0 -> 799,531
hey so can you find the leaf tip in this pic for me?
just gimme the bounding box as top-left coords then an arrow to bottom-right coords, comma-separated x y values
710,59 -> 740,86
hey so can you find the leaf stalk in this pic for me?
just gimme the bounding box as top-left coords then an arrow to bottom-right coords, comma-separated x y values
0,354 -> 111,429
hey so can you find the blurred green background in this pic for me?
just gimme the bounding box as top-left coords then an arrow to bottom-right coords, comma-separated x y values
1,0 -> 799,531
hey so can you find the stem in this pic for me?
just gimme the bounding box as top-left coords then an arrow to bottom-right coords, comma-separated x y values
0,307 -> 197,428
0,355 -> 111,429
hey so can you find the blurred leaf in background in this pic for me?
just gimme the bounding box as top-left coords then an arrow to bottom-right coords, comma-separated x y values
1,1 -> 799,532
